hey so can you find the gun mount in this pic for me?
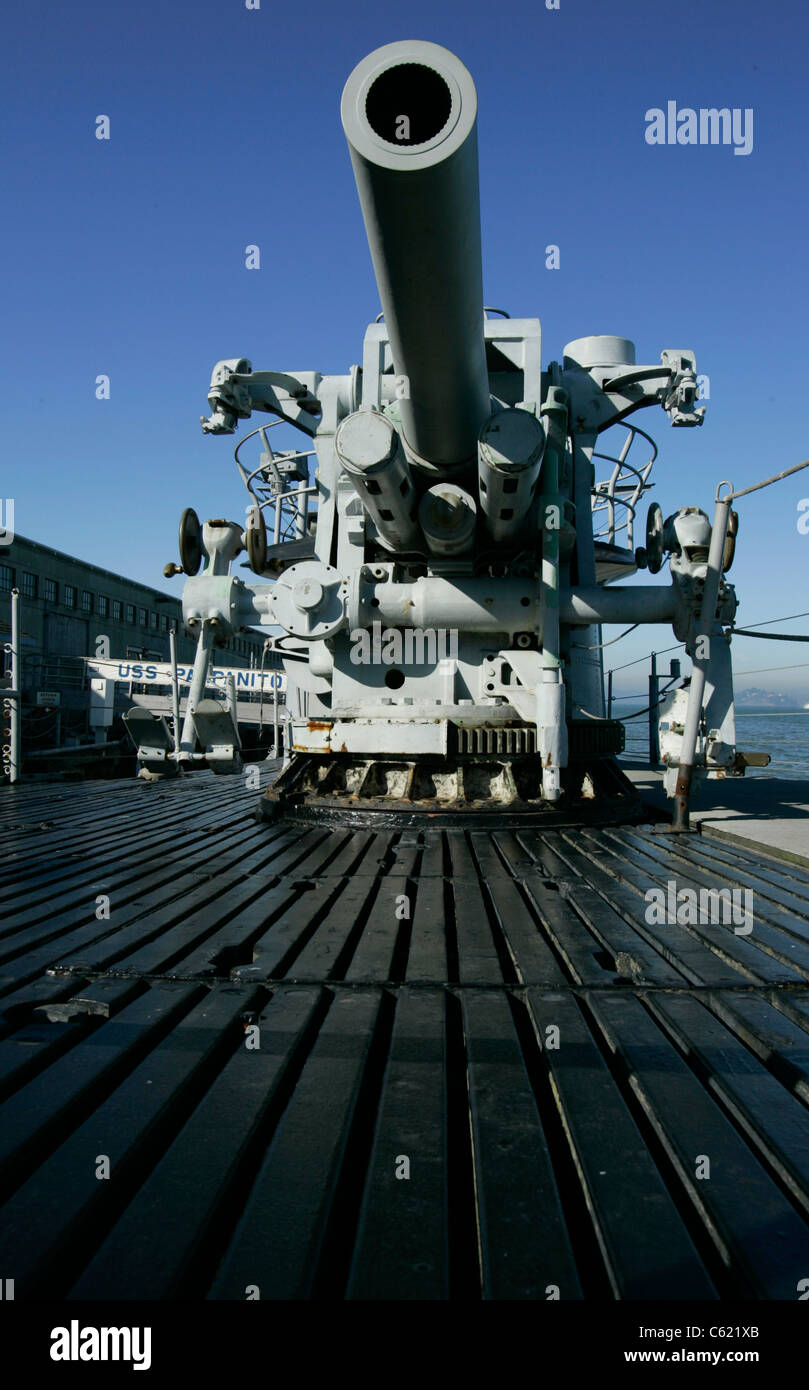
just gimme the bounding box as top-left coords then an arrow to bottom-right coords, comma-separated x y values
141,39 -> 744,825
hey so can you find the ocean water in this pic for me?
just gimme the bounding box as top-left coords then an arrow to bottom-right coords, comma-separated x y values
618,707 -> 809,781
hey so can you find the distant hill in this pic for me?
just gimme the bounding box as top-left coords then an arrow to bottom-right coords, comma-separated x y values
735,686 -> 804,709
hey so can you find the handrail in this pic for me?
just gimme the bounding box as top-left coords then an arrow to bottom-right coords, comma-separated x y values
591,421 -> 658,549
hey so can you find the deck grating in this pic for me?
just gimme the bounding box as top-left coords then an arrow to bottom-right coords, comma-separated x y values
1,771 -> 809,1299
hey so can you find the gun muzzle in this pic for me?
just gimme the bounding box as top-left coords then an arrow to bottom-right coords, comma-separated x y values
342,41 -> 491,472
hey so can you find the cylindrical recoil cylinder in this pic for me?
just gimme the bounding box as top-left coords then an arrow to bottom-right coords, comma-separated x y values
418,483 -> 477,556
477,408 -> 546,544
335,409 -> 421,552
341,41 -> 491,471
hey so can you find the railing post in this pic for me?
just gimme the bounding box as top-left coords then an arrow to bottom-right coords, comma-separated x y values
272,671 -> 279,755
169,627 -> 181,759
648,651 -> 659,765
179,624 -> 215,753
5,588 -> 22,783
606,669 -> 613,721
671,483 -> 734,831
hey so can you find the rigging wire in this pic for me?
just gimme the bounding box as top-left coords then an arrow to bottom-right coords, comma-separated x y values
726,458 -> 809,501
733,610 -> 809,629
606,611 -> 809,676
733,660 -> 809,677
585,624 -> 639,651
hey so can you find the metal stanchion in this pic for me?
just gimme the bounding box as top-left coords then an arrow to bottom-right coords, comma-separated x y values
3,588 -> 22,784
169,627 -> 181,761
648,652 -> 659,765
272,673 -> 279,757
179,624 -> 214,753
670,482 -> 734,832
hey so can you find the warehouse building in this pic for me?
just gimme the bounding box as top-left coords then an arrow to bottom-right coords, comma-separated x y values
0,534 -> 277,753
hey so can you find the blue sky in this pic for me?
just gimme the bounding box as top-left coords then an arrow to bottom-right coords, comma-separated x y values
3,0 -> 808,695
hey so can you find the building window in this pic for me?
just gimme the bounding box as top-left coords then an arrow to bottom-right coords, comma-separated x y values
97,595 -> 109,617
149,611 -> 158,630
21,572 -> 37,599
138,607 -> 147,626
64,584 -> 76,608
43,577 -> 57,603
112,599 -> 122,621
81,590 -> 93,613
0,564 -> 14,591
125,603 -> 135,624
161,614 -> 169,632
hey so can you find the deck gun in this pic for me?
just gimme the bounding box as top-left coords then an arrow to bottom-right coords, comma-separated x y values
132,40 -> 746,820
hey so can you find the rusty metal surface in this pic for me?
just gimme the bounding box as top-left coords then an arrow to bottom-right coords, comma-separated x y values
2,772 -> 809,1299
261,748 -> 644,828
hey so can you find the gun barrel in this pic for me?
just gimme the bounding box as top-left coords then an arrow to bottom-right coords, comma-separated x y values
341,41 -> 491,471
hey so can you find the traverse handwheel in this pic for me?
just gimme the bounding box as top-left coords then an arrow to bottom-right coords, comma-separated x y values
645,502 -> 664,574
179,508 -> 202,576
246,505 -> 267,575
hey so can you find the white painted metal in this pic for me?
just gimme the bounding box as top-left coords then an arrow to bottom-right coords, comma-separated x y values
335,410 -> 421,551
154,41 -> 740,802
418,483 -> 476,556
341,41 -> 490,469
477,408 -> 545,544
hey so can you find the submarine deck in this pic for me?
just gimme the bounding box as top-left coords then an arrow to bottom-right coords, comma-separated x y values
2,769 -> 809,1300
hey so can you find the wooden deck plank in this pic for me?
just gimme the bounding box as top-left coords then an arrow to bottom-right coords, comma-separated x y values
346,989 -> 450,1299
2,773 -> 809,1299
598,828 -> 809,962
206,989 -> 382,1299
0,983 -> 258,1296
646,991 -> 809,1220
587,991 -> 809,1298
68,985 -> 323,1299
556,827 -> 803,986
405,875 -> 449,982
524,990 -> 717,1299
546,830 -> 764,988
448,837 -> 509,985
469,834 -> 569,986
462,989 -> 582,1299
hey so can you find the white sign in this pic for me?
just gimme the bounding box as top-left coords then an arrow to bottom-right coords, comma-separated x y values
85,658 -> 286,693
36,691 -> 61,706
